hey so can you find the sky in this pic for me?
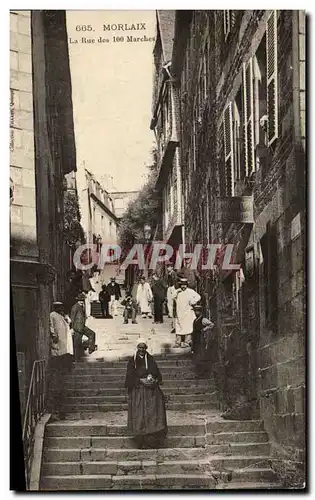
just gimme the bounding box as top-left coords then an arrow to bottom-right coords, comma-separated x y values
66,10 -> 157,193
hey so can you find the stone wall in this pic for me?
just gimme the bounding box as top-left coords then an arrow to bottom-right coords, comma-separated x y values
10,11 -> 38,259
10,10 -> 77,417
176,10 -> 305,486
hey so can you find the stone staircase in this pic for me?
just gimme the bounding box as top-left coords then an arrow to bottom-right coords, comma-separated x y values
90,301 -> 103,319
40,354 -> 279,490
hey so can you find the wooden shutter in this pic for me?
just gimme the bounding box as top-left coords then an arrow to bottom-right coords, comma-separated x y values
223,11 -> 230,38
233,102 -> 241,181
223,102 -> 234,196
243,59 -> 255,176
223,11 -> 235,38
266,10 -> 278,146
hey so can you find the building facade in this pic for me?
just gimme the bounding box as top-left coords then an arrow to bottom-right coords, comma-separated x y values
155,10 -> 306,483
110,190 -> 139,221
80,169 -> 118,249
10,10 -> 77,417
151,11 -> 183,261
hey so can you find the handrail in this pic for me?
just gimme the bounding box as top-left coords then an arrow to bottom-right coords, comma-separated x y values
22,359 -> 47,490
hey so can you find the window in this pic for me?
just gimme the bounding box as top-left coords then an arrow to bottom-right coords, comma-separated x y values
253,34 -> 268,148
266,10 -> 278,146
243,59 -> 255,177
223,10 -> 236,40
234,90 -> 242,180
223,102 -> 235,196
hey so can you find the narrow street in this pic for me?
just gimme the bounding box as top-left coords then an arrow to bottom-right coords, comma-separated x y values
39,305 -> 278,490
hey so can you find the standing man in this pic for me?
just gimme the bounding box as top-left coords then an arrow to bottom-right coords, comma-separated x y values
174,278 -> 201,348
151,273 -> 166,324
99,284 -> 112,319
107,277 -> 121,317
70,293 -> 96,360
136,276 -> 153,319
191,304 -> 215,355
48,301 -> 74,420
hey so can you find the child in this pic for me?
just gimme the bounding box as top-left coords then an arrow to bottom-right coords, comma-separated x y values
121,294 -> 137,324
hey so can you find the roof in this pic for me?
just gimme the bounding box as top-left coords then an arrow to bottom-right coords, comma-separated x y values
156,10 -> 176,64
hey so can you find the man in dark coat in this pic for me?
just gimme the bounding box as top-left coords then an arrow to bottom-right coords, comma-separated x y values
70,293 -> 96,360
107,277 -> 122,316
151,273 -> 166,324
99,284 -> 112,319
125,339 -> 167,448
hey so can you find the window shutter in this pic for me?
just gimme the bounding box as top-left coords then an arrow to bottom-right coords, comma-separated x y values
242,59 -> 255,176
266,10 -> 278,146
223,11 -> 231,38
224,11 -> 235,38
233,102 -> 241,181
223,102 -> 234,196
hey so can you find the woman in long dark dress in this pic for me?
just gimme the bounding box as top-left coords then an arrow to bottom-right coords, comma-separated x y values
125,339 -> 167,448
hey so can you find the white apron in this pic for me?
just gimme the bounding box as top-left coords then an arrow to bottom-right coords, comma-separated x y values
136,282 -> 153,314
175,288 -> 201,336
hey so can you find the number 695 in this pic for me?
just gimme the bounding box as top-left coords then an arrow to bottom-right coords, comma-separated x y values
76,25 -> 93,31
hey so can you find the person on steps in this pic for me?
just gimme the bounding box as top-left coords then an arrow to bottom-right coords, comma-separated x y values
174,278 -> 201,348
48,301 -> 74,420
136,276 -> 153,319
151,273 -> 166,324
99,284 -> 112,318
107,277 -> 121,317
70,293 -> 97,360
125,339 -> 167,449
191,304 -> 215,354
121,294 -> 137,324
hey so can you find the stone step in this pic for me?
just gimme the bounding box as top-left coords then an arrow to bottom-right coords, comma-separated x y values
43,446 -> 209,463
69,363 -> 200,376
40,473 -> 217,490
72,359 -> 193,369
46,422 -> 206,437
206,420 -> 264,433
65,372 -> 206,382
227,468 -> 277,483
206,431 -> 269,444
74,353 -> 191,362
45,435 -> 206,450
63,385 -> 215,397
41,459 -> 209,476
218,481 -> 281,490
61,393 -> 217,405
64,378 -> 215,390
60,401 -> 219,412
206,442 -> 270,456
42,459 -> 273,477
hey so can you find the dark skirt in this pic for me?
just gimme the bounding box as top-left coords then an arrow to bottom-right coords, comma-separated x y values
127,383 -> 167,437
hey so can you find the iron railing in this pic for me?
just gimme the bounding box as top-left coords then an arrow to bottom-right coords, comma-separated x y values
22,359 -> 47,490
